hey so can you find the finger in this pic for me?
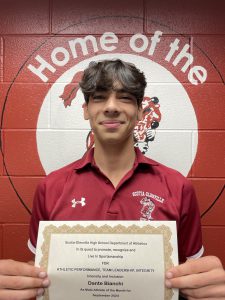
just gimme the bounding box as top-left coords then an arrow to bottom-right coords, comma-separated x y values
0,274 -> 50,289
181,283 -> 225,298
166,268 -> 225,289
0,287 -> 44,300
0,260 -> 45,278
166,256 -> 223,278
188,298 -> 225,300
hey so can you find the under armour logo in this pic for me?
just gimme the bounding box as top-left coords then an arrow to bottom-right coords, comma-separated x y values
71,197 -> 86,208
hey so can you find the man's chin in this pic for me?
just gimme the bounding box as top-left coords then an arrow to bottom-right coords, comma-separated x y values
100,137 -> 123,145
96,134 -> 133,147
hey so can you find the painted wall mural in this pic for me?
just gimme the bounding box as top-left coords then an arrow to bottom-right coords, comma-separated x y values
0,1 -> 224,263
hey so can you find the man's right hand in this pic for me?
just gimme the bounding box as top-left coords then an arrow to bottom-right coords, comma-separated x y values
0,259 -> 50,300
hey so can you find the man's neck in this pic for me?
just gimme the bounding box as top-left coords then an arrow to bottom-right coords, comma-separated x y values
93,140 -> 136,188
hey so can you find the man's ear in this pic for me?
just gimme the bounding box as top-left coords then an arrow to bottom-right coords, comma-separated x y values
137,106 -> 143,121
83,103 -> 89,120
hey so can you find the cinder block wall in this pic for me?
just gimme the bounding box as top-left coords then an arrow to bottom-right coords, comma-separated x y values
0,0 -> 224,265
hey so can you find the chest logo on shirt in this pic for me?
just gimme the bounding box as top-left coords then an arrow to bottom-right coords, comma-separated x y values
132,190 -> 165,220
71,197 -> 86,208
132,191 -> 165,203
140,197 -> 155,220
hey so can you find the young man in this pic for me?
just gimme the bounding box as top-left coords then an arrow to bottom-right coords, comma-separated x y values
0,59 -> 225,300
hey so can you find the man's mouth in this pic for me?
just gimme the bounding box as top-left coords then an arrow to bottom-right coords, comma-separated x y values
100,120 -> 124,128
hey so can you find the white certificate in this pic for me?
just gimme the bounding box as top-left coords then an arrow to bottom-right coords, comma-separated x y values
35,221 -> 178,300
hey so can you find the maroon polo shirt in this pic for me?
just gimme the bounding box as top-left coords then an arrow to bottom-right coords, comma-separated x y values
29,148 -> 203,263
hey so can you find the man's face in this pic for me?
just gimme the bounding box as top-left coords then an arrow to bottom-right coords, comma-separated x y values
83,87 -> 143,146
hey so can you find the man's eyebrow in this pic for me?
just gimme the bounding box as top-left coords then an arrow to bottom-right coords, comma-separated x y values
114,89 -> 137,99
113,88 -> 132,94
92,88 -> 108,94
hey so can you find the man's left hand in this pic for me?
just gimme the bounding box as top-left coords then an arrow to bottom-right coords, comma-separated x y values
165,256 -> 225,299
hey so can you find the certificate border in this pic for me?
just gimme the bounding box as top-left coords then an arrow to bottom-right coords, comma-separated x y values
40,224 -> 174,300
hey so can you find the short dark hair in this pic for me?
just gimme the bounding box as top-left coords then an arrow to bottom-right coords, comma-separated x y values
79,59 -> 147,107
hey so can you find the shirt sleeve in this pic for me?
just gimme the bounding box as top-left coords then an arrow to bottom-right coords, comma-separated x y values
177,179 -> 203,263
28,178 -> 48,253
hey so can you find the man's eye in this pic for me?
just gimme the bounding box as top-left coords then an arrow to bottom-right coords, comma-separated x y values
92,95 -> 105,101
119,96 -> 134,102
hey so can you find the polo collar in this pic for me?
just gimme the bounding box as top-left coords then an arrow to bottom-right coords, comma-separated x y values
73,147 -> 158,171
73,148 -> 95,170
134,147 -> 159,166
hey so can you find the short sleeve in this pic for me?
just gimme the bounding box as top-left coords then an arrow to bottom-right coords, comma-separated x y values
28,179 -> 48,253
178,180 -> 203,263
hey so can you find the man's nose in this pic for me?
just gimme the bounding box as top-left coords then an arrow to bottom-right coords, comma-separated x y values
104,95 -> 120,115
